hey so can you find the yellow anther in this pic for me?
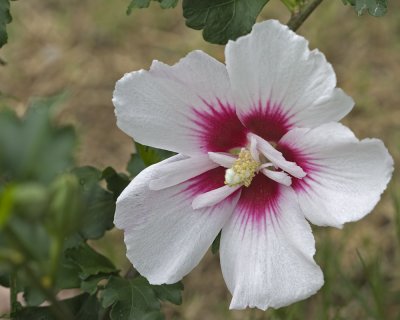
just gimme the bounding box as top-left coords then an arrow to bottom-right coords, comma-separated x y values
224,149 -> 260,187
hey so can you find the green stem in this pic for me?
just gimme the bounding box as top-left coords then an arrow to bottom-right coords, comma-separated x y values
100,266 -> 139,320
3,225 -> 35,260
23,265 -> 74,320
124,265 -> 137,279
10,273 -> 17,315
287,0 -> 325,31
49,236 -> 63,284
4,226 -> 73,320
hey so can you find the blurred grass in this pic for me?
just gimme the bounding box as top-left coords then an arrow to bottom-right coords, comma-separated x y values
0,0 -> 399,319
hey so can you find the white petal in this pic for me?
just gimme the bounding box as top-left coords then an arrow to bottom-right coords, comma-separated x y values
261,168 -> 292,186
220,187 -> 323,310
279,123 -> 394,227
251,133 -> 306,178
149,155 -> 218,190
294,88 -> 355,127
115,157 -> 241,284
249,134 -> 260,162
208,152 -> 236,168
225,20 -> 352,131
113,50 -> 233,155
192,185 -> 241,210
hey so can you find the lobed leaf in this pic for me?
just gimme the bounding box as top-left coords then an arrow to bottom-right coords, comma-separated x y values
182,0 -> 270,44
81,273 -> 111,295
127,0 -> 178,14
72,166 -> 115,240
54,256 -> 82,290
153,282 -> 184,305
65,243 -> 117,280
101,276 -> 183,319
101,276 -> 162,320
127,142 -> 174,177
342,0 -> 387,16
102,167 -> 130,200
14,293 -> 100,320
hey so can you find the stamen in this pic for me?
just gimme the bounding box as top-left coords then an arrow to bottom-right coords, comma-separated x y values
225,149 -> 260,187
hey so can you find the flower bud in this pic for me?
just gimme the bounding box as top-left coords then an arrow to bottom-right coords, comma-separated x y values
48,174 -> 82,237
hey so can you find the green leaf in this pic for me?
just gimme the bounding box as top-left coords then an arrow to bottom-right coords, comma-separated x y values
127,0 -> 178,14
127,142 -> 174,177
15,293 -> 99,320
158,0 -> 179,9
152,282 -> 184,305
0,97 -> 76,184
0,0 -> 12,48
72,166 -> 115,240
65,243 -> 117,280
141,311 -> 164,320
136,143 -> 174,167
23,286 -> 47,307
15,306 -> 55,320
126,152 -> 147,177
54,256 -> 82,290
74,294 -> 102,320
47,174 -> 83,237
81,273 -> 110,295
101,276 -> 162,320
183,0 -> 270,44
343,0 -> 387,16
102,167 -> 130,200
0,184 -> 14,228
7,217 -> 50,261
64,233 -> 85,249
10,183 -> 48,220
127,0 -> 151,13
280,0 -> 299,12
0,273 -> 9,286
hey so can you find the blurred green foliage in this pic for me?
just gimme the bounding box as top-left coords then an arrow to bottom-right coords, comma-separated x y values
0,96 -> 75,184
0,99 -> 182,319
342,0 -> 387,16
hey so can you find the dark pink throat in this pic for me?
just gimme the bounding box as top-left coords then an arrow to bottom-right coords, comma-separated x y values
189,99 -> 293,153
241,100 -> 293,143
190,99 -> 248,153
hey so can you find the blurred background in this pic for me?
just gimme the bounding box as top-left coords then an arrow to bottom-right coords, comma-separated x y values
0,0 -> 399,319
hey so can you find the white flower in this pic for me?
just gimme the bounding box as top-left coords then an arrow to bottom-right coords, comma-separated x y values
112,20 -> 394,310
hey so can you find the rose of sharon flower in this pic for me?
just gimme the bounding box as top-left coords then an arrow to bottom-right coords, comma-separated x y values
112,20 -> 393,310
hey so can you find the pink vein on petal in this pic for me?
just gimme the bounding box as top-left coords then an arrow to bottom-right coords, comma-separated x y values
184,167 -> 226,198
241,100 -> 294,143
180,167 -> 240,210
188,99 -> 248,153
277,143 -> 322,192
235,174 -> 281,232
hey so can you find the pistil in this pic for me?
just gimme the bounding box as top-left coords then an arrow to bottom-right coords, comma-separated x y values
224,149 -> 260,187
